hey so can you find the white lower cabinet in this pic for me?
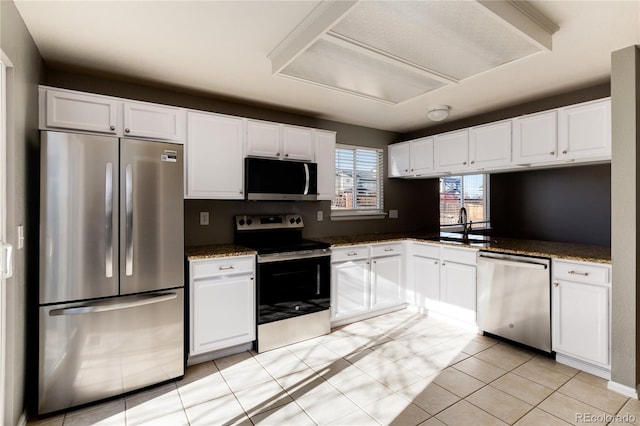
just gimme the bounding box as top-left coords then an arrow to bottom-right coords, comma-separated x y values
189,256 -> 256,357
411,243 -> 477,325
552,259 -> 611,370
331,243 -> 405,324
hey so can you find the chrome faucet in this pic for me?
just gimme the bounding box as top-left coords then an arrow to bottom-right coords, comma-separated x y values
459,207 -> 472,237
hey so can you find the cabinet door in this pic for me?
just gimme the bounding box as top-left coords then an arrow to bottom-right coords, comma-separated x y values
469,120 -> 512,169
246,120 -> 281,158
186,112 -> 244,199
513,111 -> 558,164
413,255 -> 440,312
434,130 -> 469,173
191,274 -> 256,355
388,142 -> 411,177
332,260 -> 369,320
282,125 -> 314,161
315,130 -> 336,200
45,89 -> 119,134
552,280 -> 609,366
558,98 -> 611,160
440,261 -> 476,324
123,101 -> 185,142
411,137 -> 434,175
371,255 -> 403,310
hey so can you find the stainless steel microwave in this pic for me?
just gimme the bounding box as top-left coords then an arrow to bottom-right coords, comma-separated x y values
245,157 -> 318,201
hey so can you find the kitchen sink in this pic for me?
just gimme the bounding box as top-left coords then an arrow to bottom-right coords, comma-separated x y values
426,232 -> 494,247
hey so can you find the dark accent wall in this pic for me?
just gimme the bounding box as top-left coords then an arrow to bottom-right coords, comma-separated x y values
45,69 -> 440,246
490,164 -> 611,246
1,1 -> 45,423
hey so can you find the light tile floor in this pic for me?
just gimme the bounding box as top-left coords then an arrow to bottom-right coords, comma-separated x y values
29,309 -> 640,426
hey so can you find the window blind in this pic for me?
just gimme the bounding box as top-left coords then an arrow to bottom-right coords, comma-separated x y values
333,145 -> 384,212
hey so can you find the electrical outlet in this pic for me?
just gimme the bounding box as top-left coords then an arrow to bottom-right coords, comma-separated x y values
317,211 -> 323,221
389,210 -> 399,219
17,225 -> 24,249
199,211 -> 209,226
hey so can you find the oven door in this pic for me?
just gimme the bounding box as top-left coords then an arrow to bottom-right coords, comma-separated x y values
257,254 -> 330,325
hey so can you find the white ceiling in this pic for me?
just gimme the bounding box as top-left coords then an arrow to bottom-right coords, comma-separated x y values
14,0 -> 640,133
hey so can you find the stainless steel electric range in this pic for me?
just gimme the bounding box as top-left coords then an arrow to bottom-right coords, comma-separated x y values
235,214 -> 331,352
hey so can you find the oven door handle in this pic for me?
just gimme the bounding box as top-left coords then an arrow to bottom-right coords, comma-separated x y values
257,250 -> 330,263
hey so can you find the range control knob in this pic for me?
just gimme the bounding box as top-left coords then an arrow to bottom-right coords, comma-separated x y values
290,217 -> 295,224
246,219 -> 253,226
295,217 -> 301,224
239,219 -> 245,226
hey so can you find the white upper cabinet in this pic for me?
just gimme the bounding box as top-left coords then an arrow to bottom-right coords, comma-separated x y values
434,129 -> 469,173
123,100 -> 186,142
314,129 -> 336,200
40,87 -> 185,143
469,120 -> 512,170
389,137 -> 434,178
246,119 -> 314,161
282,125 -> 314,161
185,111 -> 245,199
411,137 -> 434,175
513,110 -> 558,164
558,98 -> 611,161
388,142 -> 411,177
43,88 -> 119,134
246,120 -> 281,158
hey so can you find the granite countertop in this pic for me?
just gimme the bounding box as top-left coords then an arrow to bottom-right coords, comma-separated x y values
185,233 -> 611,264
317,232 -> 611,264
185,244 -> 256,261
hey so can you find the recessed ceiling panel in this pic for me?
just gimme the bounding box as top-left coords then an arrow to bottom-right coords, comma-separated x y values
281,38 -> 447,104
331,1 -> 542,80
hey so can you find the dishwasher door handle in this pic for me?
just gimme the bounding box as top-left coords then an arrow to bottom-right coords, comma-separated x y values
478,255 -> 548,270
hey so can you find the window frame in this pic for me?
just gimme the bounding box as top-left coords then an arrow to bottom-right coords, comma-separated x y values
439,173 -> 490,231
331,144 -> 386,221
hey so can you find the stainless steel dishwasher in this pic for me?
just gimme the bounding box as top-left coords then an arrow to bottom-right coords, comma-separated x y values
477,251 -> 552,352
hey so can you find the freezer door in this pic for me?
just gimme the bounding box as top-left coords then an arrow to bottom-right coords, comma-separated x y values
40,131 -> 119,304
120,139 -> 184,294
38,289 -> 184,414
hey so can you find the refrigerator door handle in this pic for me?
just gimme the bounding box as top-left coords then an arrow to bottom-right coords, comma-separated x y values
105,162 -> 114,278
125,163 -> 133,276
49,292 -> 178,316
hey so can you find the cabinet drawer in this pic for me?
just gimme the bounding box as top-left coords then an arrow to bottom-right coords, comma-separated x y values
191,256 -> 254,279
553,260 -> 610,285
371,242 -> 403,257
412,243 -> 440,259
332,245 -> 369,262
441,246 -> 478,265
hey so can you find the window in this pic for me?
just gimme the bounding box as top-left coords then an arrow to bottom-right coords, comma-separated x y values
332,144 -> 384,216
440,174 -> 489,229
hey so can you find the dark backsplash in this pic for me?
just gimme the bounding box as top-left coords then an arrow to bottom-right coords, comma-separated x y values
490,164 -> 611,246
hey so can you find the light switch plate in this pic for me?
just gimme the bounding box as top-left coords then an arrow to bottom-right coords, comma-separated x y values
389,210 -> 399,219
317,211 -> 323,221
199,212 -> 209,226
17,225 -> 24,249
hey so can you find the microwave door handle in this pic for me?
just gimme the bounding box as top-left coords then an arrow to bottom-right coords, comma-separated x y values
303,163 -> 310,195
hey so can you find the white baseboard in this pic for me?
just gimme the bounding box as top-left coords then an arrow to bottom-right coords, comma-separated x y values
608,380 -> 639,399
187,342 -> 253,366
555,353 -> 610,380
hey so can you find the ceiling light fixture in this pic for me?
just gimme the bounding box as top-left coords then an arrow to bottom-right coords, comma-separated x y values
427,105 -> 450,121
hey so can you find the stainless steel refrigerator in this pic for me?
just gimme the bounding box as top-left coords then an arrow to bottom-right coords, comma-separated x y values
38,131 -> 184,414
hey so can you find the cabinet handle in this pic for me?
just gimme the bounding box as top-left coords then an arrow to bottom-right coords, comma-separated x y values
405,169 -> 408,172
110,125 -> 115,131
347,252 -> 358,256
549,151 -> 555,156
568,270 -> 589,276
434,261 -> 439,265
285,154 -> 289,158
384,248 -> 394,252
219,265 -> 235,271
441,262 -> 446,266
463,162 -> 467,165
562,150 -> 567,155
276,152 -> 280,157
470,161 -> 475,165
125,128 -> 130,133
553,282 -> 559,287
